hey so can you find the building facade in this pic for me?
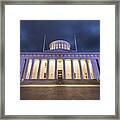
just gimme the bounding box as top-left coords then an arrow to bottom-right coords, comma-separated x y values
20,40 -> 100,85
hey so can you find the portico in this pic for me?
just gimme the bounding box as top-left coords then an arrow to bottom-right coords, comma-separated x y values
20,40 -> 100,84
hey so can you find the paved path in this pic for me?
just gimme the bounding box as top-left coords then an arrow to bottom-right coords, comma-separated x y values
20,86 -> 100,100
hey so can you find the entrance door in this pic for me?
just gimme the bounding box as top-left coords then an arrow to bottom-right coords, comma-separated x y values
58,70 -> 63,79
57,59 -> 64,79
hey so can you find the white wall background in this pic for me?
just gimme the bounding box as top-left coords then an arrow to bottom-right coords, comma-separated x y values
5,5 -> 115,115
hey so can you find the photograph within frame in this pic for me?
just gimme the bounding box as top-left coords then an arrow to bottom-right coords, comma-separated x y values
1,2 -> 118,118
20,20 -> 100,100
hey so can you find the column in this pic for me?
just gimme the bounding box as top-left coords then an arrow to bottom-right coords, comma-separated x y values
37,59 -> 41,79
63,59 -> 65,80
26,59 -> 33,79
73,59 -> 81,80
65,59 -> 72,79
86,59 -> 91,79
22,59 -> 29,80
91,58 -> 100,80
46,59 -> 49,79
55,59 -> 57,79
79,59 -> 83,79
29,59 -> 34,79
87,59 -> 95,79
71,59 -> 74,80
20,58 -> 25,81
96,58 -> 100,74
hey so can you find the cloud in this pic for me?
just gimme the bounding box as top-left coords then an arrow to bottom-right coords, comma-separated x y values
20,20 -> 100,52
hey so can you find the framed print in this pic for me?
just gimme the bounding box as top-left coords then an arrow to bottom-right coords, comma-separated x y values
20,20 -> 100,100
0,0 -> 119,119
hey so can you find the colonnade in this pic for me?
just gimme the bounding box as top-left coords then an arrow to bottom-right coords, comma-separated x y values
20,58 -> 100,81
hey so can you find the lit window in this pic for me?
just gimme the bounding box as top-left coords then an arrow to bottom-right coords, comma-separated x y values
39,59 -> 47,79
87,59 -> 94,79
64,44 -> 67,49
31,59 -> 40,79
49,59 -> 55,79
73,59 -> 81,79
76,55 -> 78,57
56,43 -> 58,49
65,59 -> 72,79
53,43 -> 55,49
62,44 -> 64,49
80,59 -> 89,79
95,55 -> 97,57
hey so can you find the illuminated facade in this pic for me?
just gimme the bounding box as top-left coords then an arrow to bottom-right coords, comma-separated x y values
20,40 -> 100,84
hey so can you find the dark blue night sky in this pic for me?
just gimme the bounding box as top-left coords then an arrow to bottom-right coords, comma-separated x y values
20,20 -> 100,52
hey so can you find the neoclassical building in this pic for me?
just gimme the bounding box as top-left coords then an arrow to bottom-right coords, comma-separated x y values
20,40 -> 100,85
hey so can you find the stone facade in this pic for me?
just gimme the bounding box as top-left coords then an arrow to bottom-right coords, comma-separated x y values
20,40 -> 100,85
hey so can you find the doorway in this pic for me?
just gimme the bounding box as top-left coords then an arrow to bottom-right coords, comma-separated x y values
58,70 -> 63,79
57,59 -> 64,79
